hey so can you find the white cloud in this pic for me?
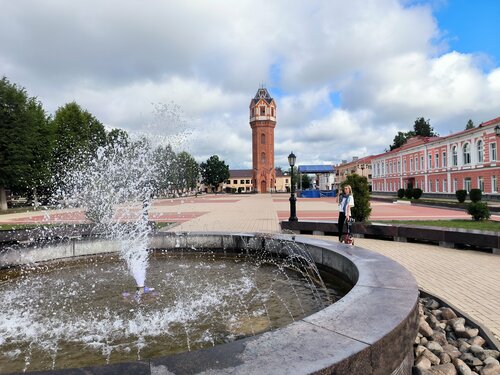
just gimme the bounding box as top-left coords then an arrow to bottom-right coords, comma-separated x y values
0,0 -> 499,168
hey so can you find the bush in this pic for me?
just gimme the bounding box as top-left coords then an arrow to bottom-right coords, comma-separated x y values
467,202 -> 491,221
412,188 -> 423,199
397,188 -> 405,199
456,190 -> 467,203
469,188 -> 482,202
341,173 -> 372,222
404,188 -> 413,199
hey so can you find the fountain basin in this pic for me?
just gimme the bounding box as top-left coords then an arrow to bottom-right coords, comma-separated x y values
0,232 -> 418,375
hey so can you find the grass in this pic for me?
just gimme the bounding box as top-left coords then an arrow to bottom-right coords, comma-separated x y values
378,220 -> 500,232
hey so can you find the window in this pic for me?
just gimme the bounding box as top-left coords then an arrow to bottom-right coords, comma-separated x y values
452,146 -> 458,166
435,153 -> 439,168
491,142 -> 497,161
260,106 -> 266,115
493,175 -> 498,193
397,161 -> 401,173
436,179 -> 440,192
246,180 -> 250,184
271,107 -> 275,116
453,178 -> 458,192
478,177 -> 484,192
261,152 -> 266,164
240,180 -> 245,184
233,180 -> 237,184
389,161 -> 392,174
443,179 -> 447,192
420,156 -> 424,170
403,160 -> 406,172
415,157 -> 418,171
463,143 -> 471,165
443,152 -> 447,167
251,108 -> 255,117
428,154 -> 432,169
410,158 -> 413,172
285,179 -> 289,183
464,178 -> 472,192
477,140 -> 483,163
429,180 -> 433,192
261,134 -> 266,144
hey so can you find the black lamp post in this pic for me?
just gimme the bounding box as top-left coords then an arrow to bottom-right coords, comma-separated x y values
495,125 -> 500,136
288,152 -> 298,222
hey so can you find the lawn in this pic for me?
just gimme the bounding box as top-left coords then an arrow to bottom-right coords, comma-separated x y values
379,220 -> 500,232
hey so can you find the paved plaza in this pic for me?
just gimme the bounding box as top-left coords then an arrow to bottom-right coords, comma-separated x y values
1,193 -> 499,340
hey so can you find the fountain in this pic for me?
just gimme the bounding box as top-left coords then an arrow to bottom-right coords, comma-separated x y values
0,135 -> 418,374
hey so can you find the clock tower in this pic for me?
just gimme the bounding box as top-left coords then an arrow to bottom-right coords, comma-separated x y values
250,87 -> 276,193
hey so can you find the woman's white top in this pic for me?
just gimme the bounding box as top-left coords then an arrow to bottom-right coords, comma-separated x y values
339,194 -> 354,213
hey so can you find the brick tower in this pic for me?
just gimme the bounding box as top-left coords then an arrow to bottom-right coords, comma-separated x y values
250,87 -> 276,193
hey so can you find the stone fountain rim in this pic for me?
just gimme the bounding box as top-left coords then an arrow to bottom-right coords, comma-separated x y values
0,231 -> 419,375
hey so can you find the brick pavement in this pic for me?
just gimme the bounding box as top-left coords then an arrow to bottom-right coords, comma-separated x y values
1,193 -> 499,339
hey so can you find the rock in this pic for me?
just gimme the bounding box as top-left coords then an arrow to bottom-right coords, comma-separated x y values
483,358 -> 500,367
427,341 -> 445,354
423,348 -> 442,365
453,357 -> 472,375
416,355 -> 433,371
415,345 -> 427,357
468,336 -> 485,347
441,307 -> 458,320
432,331 -> 449,346
427,363 -> 457,375
440,352 -> 452,364
426,299 -> 440,310
459,341 -> 472,353
460,352 -> 483,367
432,309 -> 443,318
480,363 -> 500,375
471,345 -> 485,355
421,337 -> 429,346
428,314 -> 442,329
450,318 -> 466,332
443,344 -> 463,359
416,335 -> 422,345
464,328 -> 480,339
420,318 -> 435,337
483,350 -> 500,360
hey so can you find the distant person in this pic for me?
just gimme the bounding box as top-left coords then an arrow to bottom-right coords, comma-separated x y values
337,185 -> 354,242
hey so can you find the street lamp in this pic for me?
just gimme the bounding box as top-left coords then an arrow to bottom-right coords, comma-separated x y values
288,152 -> 298,222
495,125 -> 500,136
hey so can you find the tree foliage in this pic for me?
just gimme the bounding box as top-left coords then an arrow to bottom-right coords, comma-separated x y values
0,77 -> 53,209
301,174 -> 312,189
200,155 -> 230,192
341,174 -> 371,222
465,119 -> 474,130
50,102 -> 107,188
389,117 -> 438,151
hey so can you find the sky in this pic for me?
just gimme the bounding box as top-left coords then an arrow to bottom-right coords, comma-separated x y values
1,0 -> 500,170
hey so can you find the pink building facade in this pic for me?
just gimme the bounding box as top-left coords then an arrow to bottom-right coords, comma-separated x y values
371,117 -> 500,196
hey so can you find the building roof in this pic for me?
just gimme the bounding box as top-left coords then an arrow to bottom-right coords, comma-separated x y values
229,169 -> 252,178
298,165 -> 335,173
250,87 -> 274,105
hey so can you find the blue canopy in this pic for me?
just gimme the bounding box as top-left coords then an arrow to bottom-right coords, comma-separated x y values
298,165 -> 334,173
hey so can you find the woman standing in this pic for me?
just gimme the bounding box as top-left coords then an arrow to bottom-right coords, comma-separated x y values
337,185 -> 354,242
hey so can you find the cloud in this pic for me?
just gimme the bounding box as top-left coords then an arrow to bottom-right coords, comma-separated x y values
0,0 -> 499,169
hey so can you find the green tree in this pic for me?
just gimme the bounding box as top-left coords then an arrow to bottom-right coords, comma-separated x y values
389,131 -> 414,151
413,117 -> 437,137
51,102 -> 107,186
465,119 -> 474,130
175,151 -> 200,191
341,174 -> 371,222
200,155 -> 230,192
153,144 -> 177,196
0,77 -> 53,210
301,174 -> 312,189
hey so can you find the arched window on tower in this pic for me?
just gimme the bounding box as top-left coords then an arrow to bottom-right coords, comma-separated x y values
261,152 -> 266,164
260,106 -> 266,115
271,107 -> 275,116
251,108 -> 255,117
261,133 -> 266,144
